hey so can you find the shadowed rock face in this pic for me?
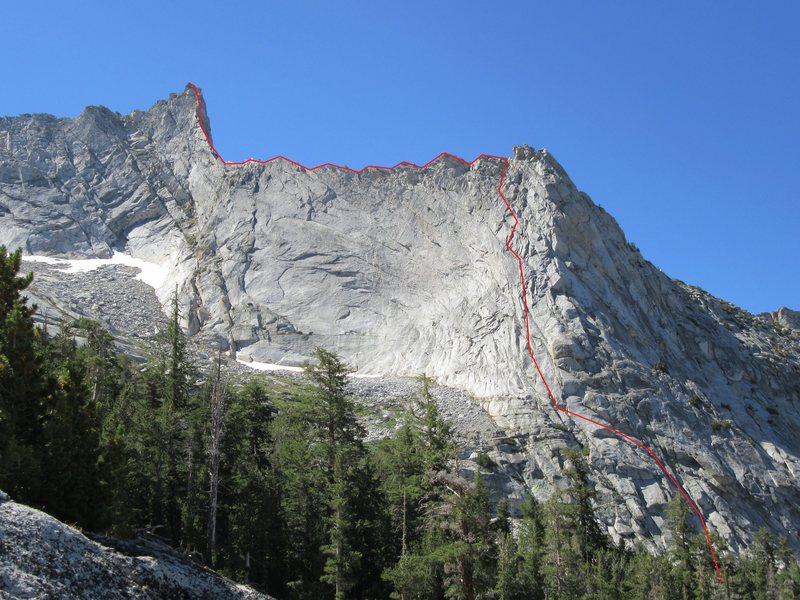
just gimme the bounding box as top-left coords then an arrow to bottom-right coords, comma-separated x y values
1,85 -> 799,554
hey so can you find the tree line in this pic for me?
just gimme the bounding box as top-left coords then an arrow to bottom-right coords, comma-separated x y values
1,246 -> 798,600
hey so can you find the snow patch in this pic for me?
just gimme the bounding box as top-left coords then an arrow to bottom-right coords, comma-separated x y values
236,358 -> 305,373
23,253 -> 168,290
236,358 -> 383,378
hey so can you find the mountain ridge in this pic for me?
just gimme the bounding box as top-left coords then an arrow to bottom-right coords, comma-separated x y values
1,84 -> 798,558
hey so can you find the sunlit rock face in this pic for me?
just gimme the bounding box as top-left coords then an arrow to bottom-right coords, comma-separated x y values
1,85 -> 798,554
0,491 -> 272,599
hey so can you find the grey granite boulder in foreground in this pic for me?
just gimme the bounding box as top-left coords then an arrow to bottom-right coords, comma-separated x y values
0,491 -> 271,599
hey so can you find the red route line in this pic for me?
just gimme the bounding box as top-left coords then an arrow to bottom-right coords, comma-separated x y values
186,82 -> 723,584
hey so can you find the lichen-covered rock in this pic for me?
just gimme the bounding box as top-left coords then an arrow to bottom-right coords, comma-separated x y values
1,85 -> 798,555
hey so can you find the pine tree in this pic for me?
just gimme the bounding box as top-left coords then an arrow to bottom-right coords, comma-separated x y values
53,318 -> 128,531
493,497 -> 538,600
690,532 -> 726,600
40,348 -> 104,528
376,375 -> 454,570
541,492 -> 584,599
162,294 -> 198,546
72,317 -> 120,411
272,398 -> 329,598
273,347 -> 389,598
423,471 -> 496,600
379,374 -> 463,600
120,293 -> 197,545
540,447 -> 608,598
223,382 -> 283,593
303,347 -> 365,597
383,375 -> 503,600
377,419 -> 426,561
621,546 -> 656,599
516,494 -> 545,600
495,526 -> 525,600
166,292 -> 191,411
206,350 -> 229,567
561,447 -> 608,562
0,246 -> 48,505
414,374 -> 453,472
729,554 -> 758,599
0,251 -> 112,530
304,347 -> 360,475
383,532 -> 442,600
322,449 -> 364,599
775,537 -> 800,600
666,494 -> 697,600
591,543 -> 632,600
751,527 -> 778,600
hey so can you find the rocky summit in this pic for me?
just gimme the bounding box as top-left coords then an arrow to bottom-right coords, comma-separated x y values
1,84 -> 798,557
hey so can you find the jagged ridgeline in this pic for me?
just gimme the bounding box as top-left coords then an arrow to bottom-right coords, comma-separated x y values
1,85 -> 799,597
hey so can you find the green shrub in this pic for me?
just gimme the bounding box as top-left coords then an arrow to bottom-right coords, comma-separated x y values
653,360 -> 669,375
711,419 -> 732,432
476,452 -> 495,469
688,394 -> 704,410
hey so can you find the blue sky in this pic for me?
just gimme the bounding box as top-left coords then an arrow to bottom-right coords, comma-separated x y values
2,1 -> 798,313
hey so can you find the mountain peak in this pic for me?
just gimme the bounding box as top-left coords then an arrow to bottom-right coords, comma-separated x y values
1,85 -> 798,557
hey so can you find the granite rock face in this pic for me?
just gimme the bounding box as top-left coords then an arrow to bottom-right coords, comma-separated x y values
772,307 -> 800,330
0,491 -> 271,599
1,85 -> 799,554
